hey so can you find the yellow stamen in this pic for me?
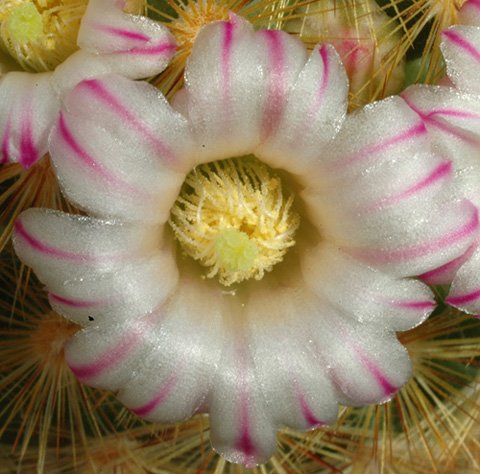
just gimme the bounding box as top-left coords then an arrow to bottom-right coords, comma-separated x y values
169,156 -> 300,286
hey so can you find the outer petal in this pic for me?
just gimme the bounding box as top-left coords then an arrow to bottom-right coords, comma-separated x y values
208,330 -> 277,467
402,86 -> 480,207
441,25 -> 480,95
77,0 -> 176,79
49,75 -> 193,223
0,72 -> 59,167
301,245 -> 435,331
65,308 -> 166,391
306,303 -> 412,406
182,15 -> 307,163
446,245 -> 480,314
246,284 -> 338,432
117,278 -> 223,423
257,44 -> 348,175
316,312 -> 412,406
13,209 -> 177,326
303,97 -> 479,277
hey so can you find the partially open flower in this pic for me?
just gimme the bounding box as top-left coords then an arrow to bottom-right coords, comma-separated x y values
0,0 -> 176,168
287,0 -> 405,109
402,0 -> 480,314
13,15 -> 479,466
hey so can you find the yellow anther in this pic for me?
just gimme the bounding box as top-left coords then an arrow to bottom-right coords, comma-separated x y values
169,156 -> 300,286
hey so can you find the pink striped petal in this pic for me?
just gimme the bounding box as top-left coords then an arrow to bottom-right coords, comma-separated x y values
118,279 -> 223,422
208,333 -> 277,467
246,285 -> 338,432
301,245 -> 435,331
13,209 -> 177,326
447,245 -> 480,313
441,25 -> 480,95
50,76 -> 192,223
66,308 -> 167,390
402,85 -> 480,207
182,15 -> 307,163
302,97 -> 479,277
47,255 -> 177,327
77,0 -> 176,79
0,72 -> 59,167
309,309 -> 411,405
258,44 -> 348,175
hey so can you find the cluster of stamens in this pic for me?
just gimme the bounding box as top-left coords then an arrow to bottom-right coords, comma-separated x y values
169,156 -> 300,286
0,0 -> 90,71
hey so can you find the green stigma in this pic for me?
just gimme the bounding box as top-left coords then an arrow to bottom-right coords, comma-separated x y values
4,3 -> 43,44
215,229 -> 259,274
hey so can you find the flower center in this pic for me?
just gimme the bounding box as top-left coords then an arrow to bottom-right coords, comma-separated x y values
0,0 -> 89,71
169,156 -> 300,286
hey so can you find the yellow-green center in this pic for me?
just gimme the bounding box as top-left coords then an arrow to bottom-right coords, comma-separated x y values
169,156 -> 300,286
4,3 -> 42,44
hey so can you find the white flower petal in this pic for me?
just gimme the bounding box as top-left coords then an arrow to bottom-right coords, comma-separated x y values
402,86 -> 480,207
77,0 -> 176,78
446,244 -> 480,314
258,44 -> 348,175
50,76 -> 192,223
183,15 -> 307,162
304,97 -> 479,277
65,309 -> 165,391
48,256 -> 177,327
208,331 -> 277,467
13,209 -> 177,326
441,25 -> 480,95
247,286 -> 338,431
309,309 -> 412,405
0,72 -> 59,167
301,245 -> 435,331
118,279 -> 223,422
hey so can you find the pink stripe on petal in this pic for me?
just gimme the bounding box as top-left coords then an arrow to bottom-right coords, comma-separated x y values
349,203 -> 479,264
49,293 -> 103,308
316,45 -> 330,104
69,330 -> 141,380
131,370 -> 179,417
446,288 -> 480,306
20,113 -> 39,168
79,80 -> 176,164
15,220 -> 98,263
261,30 -> 286,140
68,312 -> 160,380
402,94 -> 480,145
443,29 -> 480,63
427,107 -> 480,120
361,161 -> 452,213
339,122 -> 426,167
115,41 -> 176,56
293,381 -> 325,428
221,21 -> 234,109
58,113 -> 146,195
222,20 -> 234,85
1,118 -> 11,164
353,345 -> 397,397
388,299 -> 436,311
234,397 -> 257,468
93,23 -> 150,42
419,241 -> 477,284
425,116 -> 480,145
